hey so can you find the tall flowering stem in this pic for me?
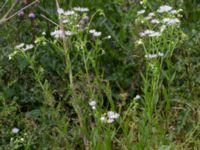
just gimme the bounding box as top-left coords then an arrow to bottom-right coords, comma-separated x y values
54,1 -> 89,149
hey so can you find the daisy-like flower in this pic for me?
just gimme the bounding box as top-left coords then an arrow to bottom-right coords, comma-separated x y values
89,100 -> 97,110
42,32 -> 46,35
160,25 -> 166,32
145,52 -> 164,59
145,12 -> 155,20
23,44 -> 34,51
148,31 -> 161,37
89,29 -> 96,34
107,111 -> 120,119
134,95 -> 141,100
163,18 -> 180,25
148,12 -> 155,17
170,10 -> 177,14
93,31 -> 101,37
105,35 -> 111,39
157,5 -> 172,13
17,10 -> 24,17
64,11 -> 75,16
28,12 -> 35,18
145,54 -> 158,59
57,8 -> 64,14
140,29 -> 161,37
65,31 -> 73,36
107,118 -> 114,123
51,30 -> 73,38
151,19 -> 160,24
100,116 -> 106,122
139,30 -> 155,37
137,9 -> 145,15
135,39 -> 143,45
62,19 -> 70,23
158,52 -> 164,57
15,43 -> 25,49
100,111 -> 120,124
73,7 -> 89,12
12,127 -> 19,134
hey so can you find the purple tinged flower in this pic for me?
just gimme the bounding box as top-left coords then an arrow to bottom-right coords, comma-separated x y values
12,127 -> 19,134
17,10 -> 24,17
28,12 -> 35,19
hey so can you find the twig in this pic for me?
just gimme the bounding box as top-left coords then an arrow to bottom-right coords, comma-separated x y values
0,0 -> 9,12
40,14 -> 59,26
0,0 -> 39,25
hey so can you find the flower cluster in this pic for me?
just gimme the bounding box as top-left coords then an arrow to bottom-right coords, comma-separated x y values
100,111 -> 120,124
140,30 -> 161,37
51,7 -> 90,39
15,43 -> 34,51
138,5 -> 181,38
145,52 -> 164,59
134,94 -> 141,100
50,29 -> 73,38
89,100 -> 97,110
89,29 -> 102,37
12,127 -> 20,134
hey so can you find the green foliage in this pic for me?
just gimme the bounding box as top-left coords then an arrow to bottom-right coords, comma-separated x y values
0,0 -> 200,149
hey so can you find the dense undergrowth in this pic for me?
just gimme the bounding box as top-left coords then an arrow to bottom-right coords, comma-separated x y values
0,0 -> 200,149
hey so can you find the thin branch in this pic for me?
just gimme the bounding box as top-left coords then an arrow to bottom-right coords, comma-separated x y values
0,0 -> 39,25
0,0 -> 9,12
3,0 -> 19,19
40,14 -> 59,26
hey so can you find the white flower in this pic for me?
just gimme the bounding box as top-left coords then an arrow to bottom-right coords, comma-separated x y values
100,116 -> 106,122
51,30 -> 65,38
157,5 -> 172,13
112,113 -> 120,119
23,44 -> 34,51
137,9 -> 145,15
15,43 -> 25,49
148,12 -> 155,17
151,19 -> 160,24
145,54 -> 157,59
89,29 -> 96,34
170,10 -> 177,14
149,32 -> 161,37
93,31 -> 102,37
134,95 -> 141,100
89,29 -> 102,37
140,30 -> 161,37
140,30 -> 154,37
158,52 -> 164,57
145,52 -> 164,59
145,12 -> 155,20
163,18 -> 180,25
74,7 -> 89,12
12,128 -> 19,134
107,118 -> 114,123
57,8 -> 64,14
65,31 -> 73,36
42,32 -> 46,35
107,111 -> 120,119
89,100 -> 96,109
106,35 -> 111,39
64,11 -> 75,16
62,19 -> 70,23
51,30 -> 73,38
160,25 -> 166,32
